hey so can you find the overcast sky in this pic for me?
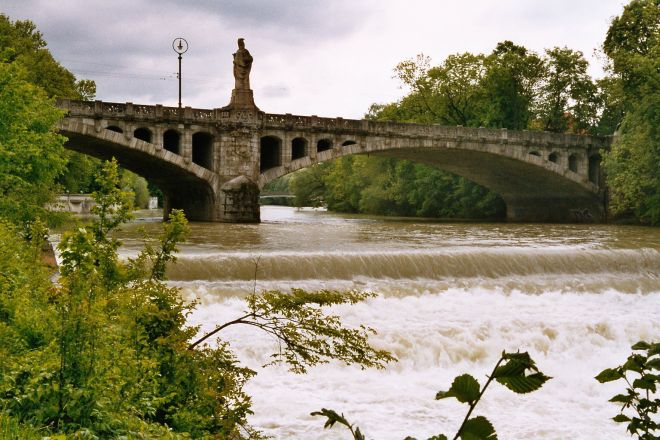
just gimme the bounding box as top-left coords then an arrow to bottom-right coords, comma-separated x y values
3,0 -> 625,119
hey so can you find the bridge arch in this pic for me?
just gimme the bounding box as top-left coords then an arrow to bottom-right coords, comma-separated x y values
292,137 -> 308,160
163,129 -> 181,155
58,119 -> 219,221
133,127 -> 152,143
568,153 -> 579,173
107,125 -> 123,133
317,138 -> 332,152
192,132 -> 214,171
260,135 -> 282,172
259,138 -> 604,222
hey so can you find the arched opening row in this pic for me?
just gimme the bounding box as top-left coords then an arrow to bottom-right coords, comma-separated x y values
104,125 -> 215,171
260,136 -> 359,172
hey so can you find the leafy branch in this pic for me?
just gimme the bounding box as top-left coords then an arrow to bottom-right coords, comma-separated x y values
595,341 -> 659,440
189,289 -> 396,373
312,350 -> 550,439
311,409 -> 365,440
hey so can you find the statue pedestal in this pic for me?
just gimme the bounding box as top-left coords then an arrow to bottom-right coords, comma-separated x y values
225,89 -> 258,111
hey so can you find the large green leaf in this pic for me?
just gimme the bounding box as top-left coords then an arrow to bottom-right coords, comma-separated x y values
612,414 -> 631,423
646,357 -> 660,370
436,374 -> 481,403
496,372 -> 550,394
631,341 -> 651,350
595,368 -> 624,383
460,416 -> 498,440
493,355 -> 550,394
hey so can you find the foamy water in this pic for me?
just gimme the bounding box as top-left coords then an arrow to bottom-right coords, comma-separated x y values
117,206 -> 659,439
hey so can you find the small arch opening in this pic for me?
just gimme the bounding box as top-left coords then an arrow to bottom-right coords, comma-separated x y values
529,151 -> 541,157
192,132 -> 214,170
548,152 -> 559,163
342,140 -> 357,146
588,154 -> 601,185
134,127 -> 152,143
568,154 -> 578,173
317,138 -> 332,152
107,125 -> 123,133
260,136 -> 282,172
163,129 -> 180,155
292,137 -> 307,160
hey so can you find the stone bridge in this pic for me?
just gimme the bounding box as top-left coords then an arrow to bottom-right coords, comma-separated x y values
56,97 -> 611,223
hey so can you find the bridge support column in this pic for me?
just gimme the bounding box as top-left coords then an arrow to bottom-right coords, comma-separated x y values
163,175 -> 260,223
216,175 -> 260,222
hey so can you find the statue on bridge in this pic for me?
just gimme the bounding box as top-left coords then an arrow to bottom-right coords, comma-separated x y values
226,38 -> 258,110
233,38 -> 253,90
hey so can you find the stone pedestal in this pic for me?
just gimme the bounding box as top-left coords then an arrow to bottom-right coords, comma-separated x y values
225,89 -> 259,111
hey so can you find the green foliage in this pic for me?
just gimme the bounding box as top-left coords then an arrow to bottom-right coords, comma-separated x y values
0,14 -> 82,99
311,408 -> 365,440
0,161 -> 254,437
481,41 -> 545,130
536,47 -> 599,133
1,13 -> 100,196
313,351 -> 550,440
0,61 -> 68,226
190,288 -> 395,374
596,341 -> 659,439
436,374 -> 481,403
601,0 -> 660,225
290,164 -> 328,208
2,158 -> 393,437
290,155 -> 506,219
121,169 -> 151,209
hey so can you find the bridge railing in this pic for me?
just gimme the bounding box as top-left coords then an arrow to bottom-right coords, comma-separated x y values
261,112 -> 611,148
57,99 -> 219,123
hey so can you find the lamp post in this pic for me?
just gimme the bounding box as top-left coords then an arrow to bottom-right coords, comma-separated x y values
172,37 -> 188,108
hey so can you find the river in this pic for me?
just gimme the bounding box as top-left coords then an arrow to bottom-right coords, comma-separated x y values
116,206 -> 659,439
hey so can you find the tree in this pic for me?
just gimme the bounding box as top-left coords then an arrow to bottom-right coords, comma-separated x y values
1,13 -> 100,196
290,164 -> 328,208
392,52 -> 488,126
0,14 -> 94,100
601,0 -> 660,224
0,61 -> 68,225
603,0 -> 659,99
536,47 -> 599,133
481,41 -> 545,130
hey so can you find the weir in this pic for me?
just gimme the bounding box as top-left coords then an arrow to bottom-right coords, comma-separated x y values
56,39 -> 613,223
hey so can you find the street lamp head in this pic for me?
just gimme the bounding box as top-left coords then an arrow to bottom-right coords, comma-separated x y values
172,37 -> 188,55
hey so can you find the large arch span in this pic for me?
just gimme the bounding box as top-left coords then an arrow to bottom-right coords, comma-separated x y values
59,119 -> 220,221
257,134 -> 606,223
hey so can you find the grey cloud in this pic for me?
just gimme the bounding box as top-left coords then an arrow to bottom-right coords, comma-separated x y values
158,0 -> 370,38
